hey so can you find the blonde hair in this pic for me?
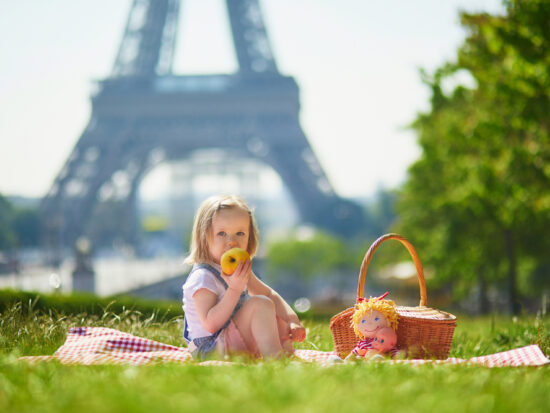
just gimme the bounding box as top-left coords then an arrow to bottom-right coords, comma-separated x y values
184,195 -> 260,265
351,296 -> 399,338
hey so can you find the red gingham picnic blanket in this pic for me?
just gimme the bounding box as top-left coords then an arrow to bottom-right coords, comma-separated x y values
18,327 -> 550,367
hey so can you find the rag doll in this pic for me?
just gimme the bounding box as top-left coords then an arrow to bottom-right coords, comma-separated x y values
346,292 -> 400,360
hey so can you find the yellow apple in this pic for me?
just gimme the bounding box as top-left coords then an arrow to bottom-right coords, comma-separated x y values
220,247 -> 250,275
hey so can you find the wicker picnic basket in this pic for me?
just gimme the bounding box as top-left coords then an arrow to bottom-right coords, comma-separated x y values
329,233 -> 457,359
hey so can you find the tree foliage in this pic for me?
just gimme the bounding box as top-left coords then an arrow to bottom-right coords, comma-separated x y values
0,194 -> 16,250
0,194 -> 42,250
266,231 -> 357,280
396,0 -> 550,314
363,188 -> 399,239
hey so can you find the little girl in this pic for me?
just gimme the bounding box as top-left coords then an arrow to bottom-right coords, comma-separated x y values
182,195 -> 306,359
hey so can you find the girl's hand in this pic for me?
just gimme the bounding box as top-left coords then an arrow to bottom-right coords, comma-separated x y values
288,321 -> 306,342
225,259 -> 251,293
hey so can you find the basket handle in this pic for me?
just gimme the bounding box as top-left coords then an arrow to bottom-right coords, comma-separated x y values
356,233 -> 427,307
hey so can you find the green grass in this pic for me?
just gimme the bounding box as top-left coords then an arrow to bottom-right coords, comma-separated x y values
0,288 -> 181,319
1,299 -> 549,413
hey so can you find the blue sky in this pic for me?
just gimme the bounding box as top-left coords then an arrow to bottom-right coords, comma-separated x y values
0,0 -> 504,200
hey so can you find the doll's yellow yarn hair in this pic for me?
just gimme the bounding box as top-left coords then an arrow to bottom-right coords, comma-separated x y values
351,296 -> 399,338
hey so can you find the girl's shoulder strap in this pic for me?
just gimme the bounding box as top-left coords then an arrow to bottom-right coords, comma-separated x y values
190,263 -> 228,289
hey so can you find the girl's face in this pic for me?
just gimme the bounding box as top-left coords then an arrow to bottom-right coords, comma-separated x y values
357,310 -> 388,338
208,207 -> 250,264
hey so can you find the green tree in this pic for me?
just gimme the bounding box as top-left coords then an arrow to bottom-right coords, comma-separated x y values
396,0 -> 550,314
0,194 -> 16,250
13,208 -> 41,247
364,188 -> 398,239
266,231 -> 356,280
0,194 -> 42,250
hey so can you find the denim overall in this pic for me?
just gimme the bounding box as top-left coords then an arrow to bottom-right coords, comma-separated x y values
183,263 -> 250,359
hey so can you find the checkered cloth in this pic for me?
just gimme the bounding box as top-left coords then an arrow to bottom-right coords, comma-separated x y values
18,327 -> 549,367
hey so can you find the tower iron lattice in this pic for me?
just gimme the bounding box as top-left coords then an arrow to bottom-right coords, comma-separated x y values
41,0 -> 364,253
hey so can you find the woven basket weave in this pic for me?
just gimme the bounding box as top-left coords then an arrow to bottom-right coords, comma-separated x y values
329,233 -> 456,359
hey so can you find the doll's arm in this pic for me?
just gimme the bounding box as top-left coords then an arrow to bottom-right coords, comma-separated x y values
355,347 -> 367,356
364,351 -> 385,361
363,349 -> 382,359
344,346 -> 366,362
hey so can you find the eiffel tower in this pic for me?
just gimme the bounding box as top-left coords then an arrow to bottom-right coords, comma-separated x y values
41,0 -> 364,252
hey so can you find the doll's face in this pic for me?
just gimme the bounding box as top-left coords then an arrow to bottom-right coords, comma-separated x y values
372,327 -> 397,353
357,310 -> 388,338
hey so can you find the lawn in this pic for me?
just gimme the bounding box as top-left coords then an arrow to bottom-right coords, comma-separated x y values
1,299 -> 549,413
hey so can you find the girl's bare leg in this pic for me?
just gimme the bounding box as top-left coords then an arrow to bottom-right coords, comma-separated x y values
232,295 -> 283,358
276,316 -> 295,354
